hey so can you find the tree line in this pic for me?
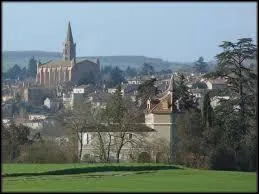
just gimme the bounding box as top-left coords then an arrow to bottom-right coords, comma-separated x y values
175,38 -> 257,171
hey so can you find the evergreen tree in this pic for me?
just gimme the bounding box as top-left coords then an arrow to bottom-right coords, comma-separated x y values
27,56 -> 37,77
202,91 -> 213,127
193,57 -> 208,73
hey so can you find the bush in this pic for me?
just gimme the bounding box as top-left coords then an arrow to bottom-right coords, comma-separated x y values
16,140 -> 74,163
82,154 -> 96,163
209,144 -> 236,171
156,152 -> 169,163
137,152 -> 151,163
183,153 -> 209,169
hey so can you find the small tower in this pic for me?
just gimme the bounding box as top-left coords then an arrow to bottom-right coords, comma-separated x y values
63,21 -> 76,61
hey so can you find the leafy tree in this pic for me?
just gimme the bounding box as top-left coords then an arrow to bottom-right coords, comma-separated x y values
2,123 -> 32,161
193,57 -> 208,73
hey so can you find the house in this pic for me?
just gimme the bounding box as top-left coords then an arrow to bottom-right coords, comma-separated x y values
127,79 -> 142,85
204,78 -> 227,90
44,97 -> 62,111
79,124 -> 155,162
144,75 -> 173,143
62,93 -> 72,109
22,121 -> 44,130
28,114 -> 48,121
107,88 -> 125,95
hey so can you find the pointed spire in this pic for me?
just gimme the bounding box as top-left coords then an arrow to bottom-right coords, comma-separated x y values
66,21 -> 74,43
63,21 -> 76,61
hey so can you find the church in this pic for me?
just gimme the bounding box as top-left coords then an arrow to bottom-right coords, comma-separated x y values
36,22 -> 100,87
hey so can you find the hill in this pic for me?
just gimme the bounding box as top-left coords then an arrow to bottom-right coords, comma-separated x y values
2,51 -> 193,72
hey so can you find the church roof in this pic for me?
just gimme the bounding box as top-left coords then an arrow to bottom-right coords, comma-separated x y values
39,59 -> 72,68
39,58 -> 99,68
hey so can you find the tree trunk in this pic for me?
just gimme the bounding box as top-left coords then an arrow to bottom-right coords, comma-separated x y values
106,133 -> 112,162
97,132 -> 106,162
78,132 -> 83,161
116,144 -> 123,163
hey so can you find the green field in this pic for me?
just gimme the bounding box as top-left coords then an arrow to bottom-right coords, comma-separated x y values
2,163 -> 257,192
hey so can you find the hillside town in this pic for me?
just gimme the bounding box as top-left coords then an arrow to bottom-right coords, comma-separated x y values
2,2 -> 257,192
3,21 -> 247,163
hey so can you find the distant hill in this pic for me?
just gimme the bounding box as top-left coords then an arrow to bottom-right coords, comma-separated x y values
2,50 -> 193,73
2,51 -> 61,72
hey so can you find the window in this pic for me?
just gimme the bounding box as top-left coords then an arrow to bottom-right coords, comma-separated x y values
162,101 -> 168,109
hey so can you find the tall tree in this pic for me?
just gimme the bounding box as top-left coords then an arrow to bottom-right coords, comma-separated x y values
105,85 -> 149,162
27,56 -> 37,77
59,102 -> 97,161
137,78 -> 158,111
202,91 -> 213,127
205,38 -> 257,142
173,73 -> 198,111
193,57 -> 208,73
203,38 -> 257,170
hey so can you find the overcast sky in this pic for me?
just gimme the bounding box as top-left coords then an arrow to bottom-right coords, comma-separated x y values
3,2 -> 257,62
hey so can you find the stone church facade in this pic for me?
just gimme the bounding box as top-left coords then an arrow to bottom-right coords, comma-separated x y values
36,22 -> 100,87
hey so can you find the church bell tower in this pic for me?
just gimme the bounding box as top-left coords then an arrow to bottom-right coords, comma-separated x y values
63,21 -> 76,61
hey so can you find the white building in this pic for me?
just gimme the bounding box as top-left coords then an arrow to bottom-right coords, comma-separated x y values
28,114 -> 48,121
210,96 -> 230,109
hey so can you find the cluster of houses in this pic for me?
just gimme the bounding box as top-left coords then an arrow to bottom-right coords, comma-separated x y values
2,22 -> 231,162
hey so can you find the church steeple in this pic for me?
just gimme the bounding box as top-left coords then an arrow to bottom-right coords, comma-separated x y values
66,21 -> 73,43
63,21 -> 76,61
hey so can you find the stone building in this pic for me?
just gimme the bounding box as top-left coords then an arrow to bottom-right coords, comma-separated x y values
76,75 -> 177,163
145,75 -> 174,143
36,22 -> 100,87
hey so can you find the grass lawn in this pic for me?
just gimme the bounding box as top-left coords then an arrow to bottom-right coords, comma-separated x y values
2,163 -> 257,192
